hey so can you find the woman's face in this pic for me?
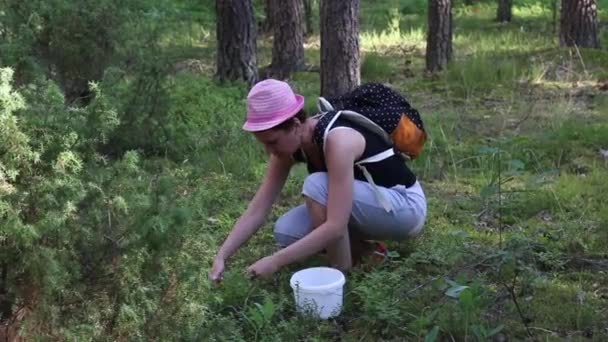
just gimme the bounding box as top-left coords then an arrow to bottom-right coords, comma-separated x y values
253,123 -> 301,158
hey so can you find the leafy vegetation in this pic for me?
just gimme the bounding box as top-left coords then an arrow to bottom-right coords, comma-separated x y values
1,0 -> 607,340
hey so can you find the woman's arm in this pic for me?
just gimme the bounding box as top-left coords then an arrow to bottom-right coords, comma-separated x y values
214,154 -> 294,262
268,129 -> 366,269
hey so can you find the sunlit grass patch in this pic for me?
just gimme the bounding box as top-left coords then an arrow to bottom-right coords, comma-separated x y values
360,27 -> 426,53
455,29 -> 554,56
443,54 -> 530,97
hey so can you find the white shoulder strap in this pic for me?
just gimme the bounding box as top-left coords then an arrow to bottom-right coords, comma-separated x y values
355,164 -> 394,213
322,110 -> 342,156
338,110 -> 393,147
317,97 -> 334,112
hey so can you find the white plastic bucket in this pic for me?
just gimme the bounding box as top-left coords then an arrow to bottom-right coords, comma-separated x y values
289,267 -> 346,319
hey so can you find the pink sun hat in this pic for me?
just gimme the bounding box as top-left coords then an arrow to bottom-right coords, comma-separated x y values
243,79 -> 305,132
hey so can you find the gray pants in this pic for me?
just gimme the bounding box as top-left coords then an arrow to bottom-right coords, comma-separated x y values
274,172 -> 427,247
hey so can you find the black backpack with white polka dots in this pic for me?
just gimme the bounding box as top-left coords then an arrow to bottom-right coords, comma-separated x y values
317,82 -> 427,161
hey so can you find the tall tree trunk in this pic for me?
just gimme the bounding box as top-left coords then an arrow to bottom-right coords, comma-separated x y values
0,262 -> 11,320
303,0 -> 314,36
496,0 -> 512,22
215,0 -> 258,86
266,0 -> 305,79
425,0 -> 453,73
320,0 -> 360,98
552,0 -> 558,34
260,0 -> 274,34
560,0 -> 600,48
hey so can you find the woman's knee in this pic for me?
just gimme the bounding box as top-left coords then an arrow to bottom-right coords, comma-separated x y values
273,205 -> 311,247
273,215 -> 295,247
302,172 -> 329,206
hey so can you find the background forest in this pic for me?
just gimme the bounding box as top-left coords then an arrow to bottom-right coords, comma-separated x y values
1,0 -> 607,340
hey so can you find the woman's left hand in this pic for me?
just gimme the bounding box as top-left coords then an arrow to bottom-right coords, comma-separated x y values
247,255 -> 280,278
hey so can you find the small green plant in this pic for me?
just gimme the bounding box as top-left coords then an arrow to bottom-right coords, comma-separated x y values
243,297 -> 276,341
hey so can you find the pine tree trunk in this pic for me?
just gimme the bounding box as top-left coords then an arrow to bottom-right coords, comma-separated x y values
320,0 -> 360,98
303,0 -> 314,36
425,0 -> 453,73
497,0 -> 512,22
267,0 -> 305,79
560,0 -> 600,48
552,0 -> 558,33
215,0 -> 258,86
261,0 -> 274,34
0,262 -> 11,319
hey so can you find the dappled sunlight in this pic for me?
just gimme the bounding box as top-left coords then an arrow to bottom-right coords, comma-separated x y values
361,28 -> 426,53
454,30 -> 553,56
453,3 -> 496,20
452,3 -> 559,56
512,3 -> 554,19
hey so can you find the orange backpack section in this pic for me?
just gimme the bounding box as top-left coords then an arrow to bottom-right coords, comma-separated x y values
392,113 -> 427,159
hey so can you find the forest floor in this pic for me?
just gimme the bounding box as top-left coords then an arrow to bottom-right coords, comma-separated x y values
177,1 -> 608,340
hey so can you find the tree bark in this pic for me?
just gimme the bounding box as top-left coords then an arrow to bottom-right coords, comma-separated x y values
215,0 -> 258,86
260,0 -> 274,34
303,0 -> 314,36
497,0 -> 512,22
0,262 -> 12,321
425,0 -> 453,73
320,0 -> 360,98
552,0 -> 558,34
266,0 -> 305,79
560,0 -> 600,48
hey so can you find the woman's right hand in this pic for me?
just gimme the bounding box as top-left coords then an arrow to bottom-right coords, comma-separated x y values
209,257 -> 225,283
207,155 -> 293,284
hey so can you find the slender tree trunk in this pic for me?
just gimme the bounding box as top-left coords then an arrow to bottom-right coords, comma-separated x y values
215,0 -> 258,86
560,0 -> 600,48
0,262 -> 11,320
497,0 -> 512,22
303,0 -> 314,36
261,0 -> 274,34
266,0 -> 305,79
552,0 -> 558,34
425,0 -> 453,73
320,0 -> 360,98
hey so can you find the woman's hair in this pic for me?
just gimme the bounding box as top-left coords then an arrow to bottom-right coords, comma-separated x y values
272,109 -> 308,131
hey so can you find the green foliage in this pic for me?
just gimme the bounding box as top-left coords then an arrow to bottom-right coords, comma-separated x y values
525,279 -> 605,332
0,0 -> 197,159
351,269 -> 416,335
361,52 -> 398,82
161,74 -> 264,177
1,0 -> 167,99
400,0 -> 427,15
1,67 -> 110,325
0,69 -> 32,178
445,54 -> 532,97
